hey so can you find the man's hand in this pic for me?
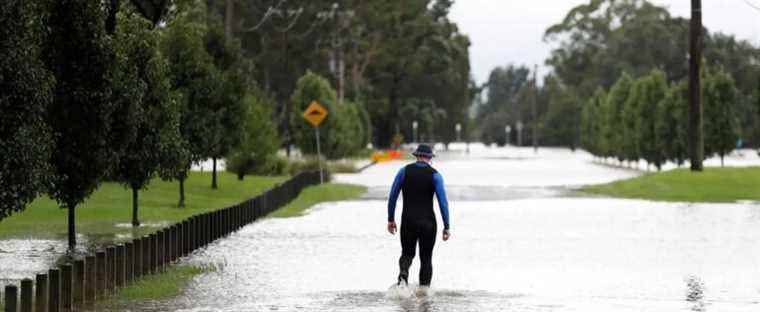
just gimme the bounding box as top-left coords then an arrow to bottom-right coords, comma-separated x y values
387,222 -> 397,235
442,229 -> 450,241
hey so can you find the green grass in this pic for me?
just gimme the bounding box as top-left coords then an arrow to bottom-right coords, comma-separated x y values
270,183 -> 367,218
88,265 -> 210,310
115,266 -> 208,301
0,172 -> 286,242
581,167 -> 760,203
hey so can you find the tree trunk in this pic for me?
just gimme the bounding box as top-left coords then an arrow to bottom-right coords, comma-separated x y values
237,171 -> 244,181
178,172 -> 186,208
387,73 -> 400,148
688,0 -> 704,171
721,154 -> 724,167
68,203 -> 76,250
212,157 -> 218,189
224,0 -> 233,40
131,187 -> 140,227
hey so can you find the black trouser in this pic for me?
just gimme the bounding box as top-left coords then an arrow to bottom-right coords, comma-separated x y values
399,218 -> 437,286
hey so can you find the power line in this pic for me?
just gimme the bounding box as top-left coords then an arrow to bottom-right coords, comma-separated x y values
241,0 -> 288,32
274,8 -> 304,32
743,0 -> 760,12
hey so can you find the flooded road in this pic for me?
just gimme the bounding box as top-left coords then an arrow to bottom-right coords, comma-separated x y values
43,146 -> 760,310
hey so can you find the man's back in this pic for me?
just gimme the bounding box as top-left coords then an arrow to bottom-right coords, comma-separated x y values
400,163 -> 437,222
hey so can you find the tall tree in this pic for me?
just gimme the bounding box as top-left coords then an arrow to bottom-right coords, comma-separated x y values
227,94 -> 280,179
203,21 -> 249,189
657,81 -> 689,166
162,0 -> 216,207
112,6 -> 183,226
635,70 -> 668,170
621,76 -> 645,164
43,0 -> 120,249
0,0 -> 54,221
606,73 -> 635,162
581,89 -> 606,156
704,69 -> 739,166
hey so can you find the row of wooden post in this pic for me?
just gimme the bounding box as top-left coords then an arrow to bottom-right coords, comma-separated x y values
3,171 -> 321,312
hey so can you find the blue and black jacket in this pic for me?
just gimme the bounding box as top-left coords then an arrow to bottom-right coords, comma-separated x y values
387,161 -> 450,230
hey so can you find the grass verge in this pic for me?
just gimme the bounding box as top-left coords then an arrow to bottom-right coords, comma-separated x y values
89,265 -> 210,309
0,172 -> 286,241
580,167 -> 760,203
270,183 -> 367,218
115,266 -> 208,301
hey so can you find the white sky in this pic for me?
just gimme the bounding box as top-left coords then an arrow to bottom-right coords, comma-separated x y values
450,0 -> 760,85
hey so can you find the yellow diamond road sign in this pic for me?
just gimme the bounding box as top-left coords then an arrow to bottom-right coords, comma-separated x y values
303,101 -> 328,127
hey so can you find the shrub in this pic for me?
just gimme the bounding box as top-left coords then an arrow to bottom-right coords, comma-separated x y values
290,72 -> 367,159
226,94 -> 280,179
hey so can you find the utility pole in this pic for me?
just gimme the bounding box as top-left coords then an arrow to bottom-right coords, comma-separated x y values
532,64 -> 538,153
689,0 -> 704,171
325,3 -> 354,106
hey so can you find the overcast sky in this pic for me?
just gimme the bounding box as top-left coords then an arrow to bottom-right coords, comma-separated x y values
450,0 -> 760,85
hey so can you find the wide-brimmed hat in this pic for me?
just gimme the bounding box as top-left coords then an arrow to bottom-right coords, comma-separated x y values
411,144 -> 435,158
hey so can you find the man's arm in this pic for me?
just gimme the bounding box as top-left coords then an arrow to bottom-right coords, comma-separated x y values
432,172 -> 450,231
387,167 -> 405,224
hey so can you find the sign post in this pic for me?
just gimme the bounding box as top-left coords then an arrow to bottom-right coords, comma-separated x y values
303,101 -> 329,183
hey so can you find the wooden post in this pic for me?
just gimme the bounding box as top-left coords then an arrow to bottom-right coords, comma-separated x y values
187,218 -> 194,253
114,245 -> 125,287
173,224 -> 179,260
35,274 -> 47,312
223,209 -> 229,235
60,264 -> 72,312
214,211 -> 219,239
47,268 -> 59,312
205,213 -> 211,245
182,220 -> 189,256
84,256 -> 96,303
106,247 -> 116,292
210,212 -> 216,241
20,279 -> 33,312
149,234 -> 157,274
72,260 -> 84,306
193,216 -> 199,250
133,239 -> 142,280
125,242 -> 134,284
156,230 -> 165,271
4,285 -> 18,312
177,224 -> 182,258
142,236 -> 151,275
95,252 -> 106,298
168,226 -> 175,263
197,215 -> 204,247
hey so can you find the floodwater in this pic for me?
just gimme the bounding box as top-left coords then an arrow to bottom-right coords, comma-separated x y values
111,146 -> 760,312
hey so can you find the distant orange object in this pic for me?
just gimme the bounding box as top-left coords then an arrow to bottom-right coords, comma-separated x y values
371,150 -> 404,162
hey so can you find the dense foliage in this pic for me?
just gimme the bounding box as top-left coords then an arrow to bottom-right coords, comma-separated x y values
580,69 -> 740,169
0,0 -> 54,220
477,0 -> 760,149
43,0 -> 124,248
222,0 -> 471,148
290,71 -> 368,159
111,7 -> 184,226
226,94 -> 281,179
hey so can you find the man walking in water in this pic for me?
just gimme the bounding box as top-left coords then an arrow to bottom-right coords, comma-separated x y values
387,144 -> 451,287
